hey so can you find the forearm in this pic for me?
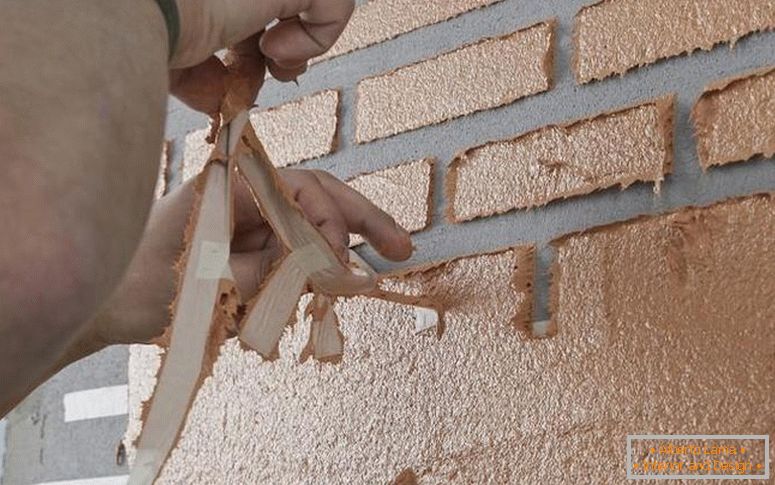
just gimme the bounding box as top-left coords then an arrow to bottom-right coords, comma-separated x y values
0,0 -> 169,414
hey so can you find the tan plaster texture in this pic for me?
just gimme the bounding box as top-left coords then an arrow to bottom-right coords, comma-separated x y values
124,344 -> 164,466
249,89 -> 340,168
128,248 -> 542,483
315,0 -> 503,62
182,90 -> 340,181
446,96 -> 674,222
549,193 -> 775,479
356,21 -> 554,143
182,128 -> 211,182
693,66 -> 775,168
347,158 -> 434,246
573,0 -> 775,83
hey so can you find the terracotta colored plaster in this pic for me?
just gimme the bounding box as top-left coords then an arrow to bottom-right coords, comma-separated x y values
446,96 -> 674,222
356,20 -> 555,143
573,0 -> 775,83
692,66 -> 775,168
314,0 -> 503,62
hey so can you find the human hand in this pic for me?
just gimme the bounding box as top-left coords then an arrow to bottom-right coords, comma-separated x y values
81,167 -> 412,349
168,0 -> 354,115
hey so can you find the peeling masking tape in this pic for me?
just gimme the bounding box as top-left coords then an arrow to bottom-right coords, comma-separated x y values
290,244 -> 335,274
196,241 -> 230,279
414,307 -> 438,334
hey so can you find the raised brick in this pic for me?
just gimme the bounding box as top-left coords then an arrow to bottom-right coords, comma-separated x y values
250,89 -> 340,167
182,90 -> 340,181
692,67 -> 775,168
573,0 -> 775,83
355,21 -> 554,143
446,96 -> 674,222
347,158 -> 434,245
315,0 -> 503,62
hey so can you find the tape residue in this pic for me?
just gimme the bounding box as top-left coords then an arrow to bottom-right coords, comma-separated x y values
196,241 -> 230,280
414,307 -> 438,334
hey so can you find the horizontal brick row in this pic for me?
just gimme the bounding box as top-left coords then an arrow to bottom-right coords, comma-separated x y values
692,66 -> 775,168
446,96 -> 674,222
574,0 -> 775,83
347,158 -> 434,245
355,20 -> 554,143
315,0 -> 502,62
182,90 -> 340,181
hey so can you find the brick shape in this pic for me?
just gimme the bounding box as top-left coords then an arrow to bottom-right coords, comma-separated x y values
355,21 -> 555,143
347,158 -> 434,246
692,66 -> 775,168
250,89 -> 340,168
315,0 -> 503,62
446,96 -> 674,222
182,90 -> 340,181
573,0 -> 775,83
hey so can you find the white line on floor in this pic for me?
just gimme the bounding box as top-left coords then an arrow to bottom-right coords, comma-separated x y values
35,475 -> 128,485
63,385 -> 128,423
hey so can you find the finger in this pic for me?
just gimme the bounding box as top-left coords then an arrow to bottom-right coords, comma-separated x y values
266,58 -> 307,82
313,171 -> 413,262
281,170 -> 351,262
260,0 -> 354,67
229,240 -> 284,300
169,56 -> 227,117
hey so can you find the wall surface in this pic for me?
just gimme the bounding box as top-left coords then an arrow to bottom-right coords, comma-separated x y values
129,0 -> 775,483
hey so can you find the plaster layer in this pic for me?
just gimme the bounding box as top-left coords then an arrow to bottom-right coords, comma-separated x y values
549,193 -> 775,478
124,344 -> 164,466
355,21 -> 554,143
129,248 -> 540,484
182,129 -> 211,182
692,66 -> 775,168
446,96 -> 674,222
573,0 -> 775,83
348,158 -> 434,246
249,89 -> 340,168
127,191 -> 775,482
314,0 -> 503,62
182,90 -> 340,181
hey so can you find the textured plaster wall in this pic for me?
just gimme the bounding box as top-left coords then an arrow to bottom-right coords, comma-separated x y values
131,0 -> 775,482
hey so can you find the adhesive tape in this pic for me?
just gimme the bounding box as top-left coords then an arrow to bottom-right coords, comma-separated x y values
291,244 -> 334,274
414,307 -> 438,334
196,241 -> 230,279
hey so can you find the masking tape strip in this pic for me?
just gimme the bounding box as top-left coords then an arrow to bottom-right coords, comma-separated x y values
414,307 -> 439,334
196,241 -> 230,280
290,244 -> 335,275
